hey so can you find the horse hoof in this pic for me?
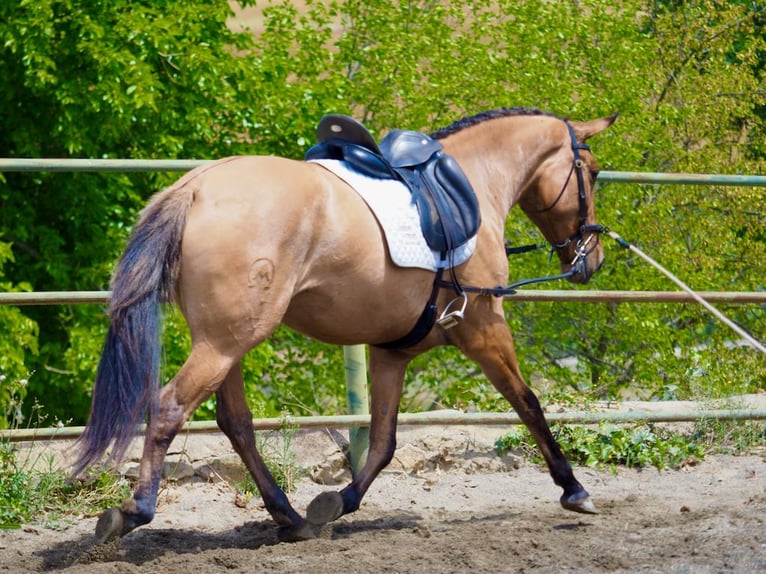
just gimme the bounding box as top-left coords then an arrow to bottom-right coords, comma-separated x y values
277,522 -> 318,543
306,491 -> 344,526
560,492 -> 598,515
94,507 -> 126,544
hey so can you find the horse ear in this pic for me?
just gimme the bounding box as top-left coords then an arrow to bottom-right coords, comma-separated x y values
572,113 -> 619,141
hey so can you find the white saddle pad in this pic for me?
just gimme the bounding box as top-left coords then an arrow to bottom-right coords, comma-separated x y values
309,159 -> 476,272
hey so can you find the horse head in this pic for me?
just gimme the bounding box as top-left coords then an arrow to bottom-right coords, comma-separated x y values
518,114 -> 618,284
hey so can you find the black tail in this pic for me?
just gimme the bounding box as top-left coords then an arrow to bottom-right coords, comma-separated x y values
72,184 -> 195,476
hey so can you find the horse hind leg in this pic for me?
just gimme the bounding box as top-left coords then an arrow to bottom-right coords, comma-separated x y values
94,342 -> 238,543
305,347 -> 409,529
215,362 -> 317,542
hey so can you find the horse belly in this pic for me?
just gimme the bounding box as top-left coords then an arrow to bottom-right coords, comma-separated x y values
278,166 -> 436,345
283,262 -> 435,346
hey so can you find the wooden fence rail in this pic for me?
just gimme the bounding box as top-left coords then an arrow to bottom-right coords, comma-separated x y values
2,159 -> 764,450
3,408 -> 765,443
2,158 -> 766,187
2,290 -> 766,306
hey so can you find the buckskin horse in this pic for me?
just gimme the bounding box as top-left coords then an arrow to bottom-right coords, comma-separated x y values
73,107 -> 617,543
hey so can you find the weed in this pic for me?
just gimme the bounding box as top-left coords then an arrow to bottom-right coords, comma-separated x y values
0,450 -> 130,529
496,422 -> 707,471
690,418 -> 766,455
234,422 -> 307,498
0,374 -> 130,530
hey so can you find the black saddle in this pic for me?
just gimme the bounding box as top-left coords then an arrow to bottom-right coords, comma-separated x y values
305,114 -> 480,254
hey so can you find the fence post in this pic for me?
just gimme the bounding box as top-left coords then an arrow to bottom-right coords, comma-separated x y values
343,344 -> 369,475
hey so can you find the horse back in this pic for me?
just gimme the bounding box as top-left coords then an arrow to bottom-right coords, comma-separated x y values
181,155 -> 385,264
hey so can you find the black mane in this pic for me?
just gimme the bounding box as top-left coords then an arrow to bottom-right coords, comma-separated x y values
431,107 -> 561,140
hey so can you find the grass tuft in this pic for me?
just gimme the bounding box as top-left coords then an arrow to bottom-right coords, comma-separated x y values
1,374 -> 131,530
496,422 -> 708,471
234,422 -> 307,499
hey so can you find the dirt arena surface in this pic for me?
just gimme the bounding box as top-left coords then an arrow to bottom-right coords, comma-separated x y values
1,418 -> 764,574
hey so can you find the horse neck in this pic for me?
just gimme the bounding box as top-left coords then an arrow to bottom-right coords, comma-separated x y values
441,116 -> 562,219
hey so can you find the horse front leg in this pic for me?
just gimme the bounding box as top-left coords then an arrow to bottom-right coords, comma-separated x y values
459,318 -> 596,514
94,345 -> 235,543
305,347 -> 409,528
215,363 -> 315,542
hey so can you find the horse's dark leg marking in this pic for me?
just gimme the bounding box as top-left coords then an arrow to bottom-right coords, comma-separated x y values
95,387 -> 181,542
95,345 -> 236,543
306,347 -> 409,526
215,363 -> 315,541
459,314 -> 596,514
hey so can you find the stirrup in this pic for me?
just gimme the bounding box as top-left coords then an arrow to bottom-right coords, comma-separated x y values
437,293 -> 468,329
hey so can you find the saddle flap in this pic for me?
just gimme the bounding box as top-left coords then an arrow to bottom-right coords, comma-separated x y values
402,155 -> 480,253
434,155 -> 481,236
316,114 -> 381,154
379,130 -> 443,168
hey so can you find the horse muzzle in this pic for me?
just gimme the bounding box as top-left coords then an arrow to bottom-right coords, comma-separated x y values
562,237 -> 605,284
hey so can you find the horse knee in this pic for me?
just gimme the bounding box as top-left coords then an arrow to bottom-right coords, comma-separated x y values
339,485 -> 363,514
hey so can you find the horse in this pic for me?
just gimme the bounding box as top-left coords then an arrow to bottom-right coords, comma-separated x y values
73,107 -> 617,543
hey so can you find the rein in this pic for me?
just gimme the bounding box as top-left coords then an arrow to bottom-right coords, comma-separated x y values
607,230 -> 766,355
445,264 -> 584,298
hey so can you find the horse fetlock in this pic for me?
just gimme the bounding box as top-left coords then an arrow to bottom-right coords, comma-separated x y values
94,501 -> 158,544
338,484 -> 364,514
122,494 -> 157,524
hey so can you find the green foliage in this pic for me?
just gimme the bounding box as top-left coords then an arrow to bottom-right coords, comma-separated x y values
496,423 -> 707,470
195,326 -> 347,420
0,441 -> 130,530
234,425 -> 307,498
258,328 -> 347,415
0,383 -> 129,528
402,346 -> 506,412
1,0 -> 765,424
492,0 -> 766,404
0,243 -> 38,428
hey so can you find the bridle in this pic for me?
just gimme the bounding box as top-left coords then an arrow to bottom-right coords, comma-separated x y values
528,121 -> 606,273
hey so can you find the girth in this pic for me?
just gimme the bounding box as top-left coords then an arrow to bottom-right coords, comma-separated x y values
375,268 -> 444,350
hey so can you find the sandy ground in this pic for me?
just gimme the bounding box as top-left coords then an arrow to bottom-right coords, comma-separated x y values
1,411 -> 765,574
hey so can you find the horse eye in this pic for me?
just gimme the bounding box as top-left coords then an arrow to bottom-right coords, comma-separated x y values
590,169 -> 600,183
